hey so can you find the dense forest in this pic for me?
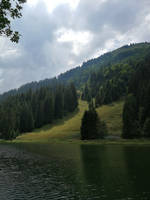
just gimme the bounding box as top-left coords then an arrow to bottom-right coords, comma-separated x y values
0,82 -> 78,140
81,43 -> 150,105
123,56 -> 150,138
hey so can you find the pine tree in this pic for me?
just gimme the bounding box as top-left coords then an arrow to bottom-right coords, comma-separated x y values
54,87 -> 64,118
20,103 -> 34,132
122,94 -> 140,138
43,93 -> 54,124
80,101 -> 107,140
70,83 -> 78,110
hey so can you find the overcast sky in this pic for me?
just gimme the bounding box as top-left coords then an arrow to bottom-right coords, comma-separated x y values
0,0 -> 150,93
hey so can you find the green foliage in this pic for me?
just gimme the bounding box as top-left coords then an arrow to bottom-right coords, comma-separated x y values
20,103 -> 34,132
15,100 -> 124,143
97,120 -> 108,138
81,84 -> 91,102
76,43 -> 150,106
143,118 -> 150,137
0,0 -> 26,42
96,101 -> 123,136
122,94 -> 139,138
58,43 -> 150,90
80,109 -> 99,140
123,55 -> 150,138
0,82 -> 78,140
80,103 -> 107,140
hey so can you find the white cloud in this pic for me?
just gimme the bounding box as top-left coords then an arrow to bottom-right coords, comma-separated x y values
0,0 -> 150,93
56,29 -> 93,55
28,0 -> 80,12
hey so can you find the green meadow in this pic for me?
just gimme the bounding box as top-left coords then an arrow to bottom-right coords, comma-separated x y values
97,101 -> 124,136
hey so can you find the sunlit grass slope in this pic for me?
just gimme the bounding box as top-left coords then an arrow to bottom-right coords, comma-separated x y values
15,100 -> 124,143
97,101 -> 124,136
16,100 -> 88,143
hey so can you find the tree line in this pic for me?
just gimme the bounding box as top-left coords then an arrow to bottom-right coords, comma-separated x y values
0,82 -> 78,140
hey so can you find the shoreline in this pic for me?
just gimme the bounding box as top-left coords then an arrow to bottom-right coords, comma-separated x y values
1,138 -> 150,146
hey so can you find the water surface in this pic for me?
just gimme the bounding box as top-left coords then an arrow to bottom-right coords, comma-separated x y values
0,143 -> 150,200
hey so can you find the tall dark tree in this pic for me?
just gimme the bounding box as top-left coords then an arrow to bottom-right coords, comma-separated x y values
122,94 -> 139,138
54,87 -> 64,118
81,84 -> 91,102
64,83 -> 78,113
20,103 -> 34,132
43,93 -> 54,124
70,82 -> 78,110
80,102 -> 107,140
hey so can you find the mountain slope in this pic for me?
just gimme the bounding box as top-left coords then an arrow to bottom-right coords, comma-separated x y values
58,42 -> 150,87
1,42 -> 150,102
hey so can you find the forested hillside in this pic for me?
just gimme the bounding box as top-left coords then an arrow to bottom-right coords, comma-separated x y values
59,42 -> 150,87
123,55 -> 150,138
1,42 -> 150,103
0,82 -> 78,140
81,43 -> 150,105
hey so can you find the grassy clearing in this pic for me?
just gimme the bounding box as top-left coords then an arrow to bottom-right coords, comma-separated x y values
97,101 -> 124,136
15,100 -> 88,143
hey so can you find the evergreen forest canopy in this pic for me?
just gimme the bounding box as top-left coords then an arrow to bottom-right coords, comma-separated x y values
0,42 -> 150,140
123,55 -> 150,138
0,81 -> 78,139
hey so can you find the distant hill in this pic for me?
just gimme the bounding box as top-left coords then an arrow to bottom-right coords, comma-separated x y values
58,42 -> 150,87
0,42 -> 150,102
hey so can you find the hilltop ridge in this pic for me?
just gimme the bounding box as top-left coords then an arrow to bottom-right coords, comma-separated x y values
0,42 -> 150,101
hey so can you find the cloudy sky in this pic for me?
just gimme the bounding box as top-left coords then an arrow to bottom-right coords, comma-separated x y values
0,0 -> 150,93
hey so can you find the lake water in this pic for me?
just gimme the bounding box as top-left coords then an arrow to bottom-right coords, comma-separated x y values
0,143 -> 150,200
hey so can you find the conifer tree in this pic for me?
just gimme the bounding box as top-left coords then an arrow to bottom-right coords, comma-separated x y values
122,94 -> 139,138
80,100 -> 107,140
54,88 -> 64,118
20,103 -> 34,132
